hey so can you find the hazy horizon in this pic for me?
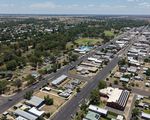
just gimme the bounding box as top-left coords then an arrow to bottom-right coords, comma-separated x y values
0,0 -> 150,15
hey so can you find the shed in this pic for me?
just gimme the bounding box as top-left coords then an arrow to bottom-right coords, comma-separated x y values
120,77 -> 129,82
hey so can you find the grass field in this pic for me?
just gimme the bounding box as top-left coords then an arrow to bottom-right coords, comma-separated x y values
104,30 -> 114,37
75,38 -> 103,46
143,109 -> 150,114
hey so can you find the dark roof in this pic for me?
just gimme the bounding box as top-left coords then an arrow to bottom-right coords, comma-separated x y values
117,90 -> 129,107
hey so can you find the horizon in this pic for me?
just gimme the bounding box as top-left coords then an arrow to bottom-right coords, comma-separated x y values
0,0 -> 150,15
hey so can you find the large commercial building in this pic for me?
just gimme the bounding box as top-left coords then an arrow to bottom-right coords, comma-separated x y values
100,87 -> 130,110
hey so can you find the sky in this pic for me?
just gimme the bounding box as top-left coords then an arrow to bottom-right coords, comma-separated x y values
0,0 -> 150,15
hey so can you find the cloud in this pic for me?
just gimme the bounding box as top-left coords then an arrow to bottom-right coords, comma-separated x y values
138,2 -> 150,7
30,2 -> 57,9
0,4 -> 14,8
127,0 -> 145,2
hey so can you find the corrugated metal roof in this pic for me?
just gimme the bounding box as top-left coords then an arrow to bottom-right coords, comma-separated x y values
14,109 -> 38,120
26,96 -> 44,107
89,105 -> 108,115
51,75 -> 67,85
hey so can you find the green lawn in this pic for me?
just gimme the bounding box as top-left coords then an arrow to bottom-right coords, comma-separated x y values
98,101 -> 106,108
66,42 -> 74,50
75,38 -> 103,46
101,112 -> 117,120
104,30 -> 114,37
143,98 -> 150,104
143,109 -> 150,114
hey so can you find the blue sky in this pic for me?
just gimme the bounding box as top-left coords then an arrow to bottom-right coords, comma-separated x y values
0,0 -> 150,14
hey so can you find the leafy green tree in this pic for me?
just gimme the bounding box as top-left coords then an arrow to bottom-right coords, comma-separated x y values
76,87 -> 81,93
26,75 -> 36,85
118,59 -> 126,66
132,108 -> 140,118
24,90 -> 33,100
14,79 -> 22,90
145,68 -> 150,76
44,95 -> 53,105
114,80 -> 119,85
0,80 -> 8,94
44,113 -> 51,118
90,89 -> 100,105
6,60 -> 17,71
98,81 -> 107,89
0,115 -> 8,120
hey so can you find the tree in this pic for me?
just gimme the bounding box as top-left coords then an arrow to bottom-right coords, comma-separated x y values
0,80 -> 7,94
68,52 -> 79,62
24,90 -> 33,100
26,75 -> 36,85
6,60 -> 17,71
44,113 -> 51,118
76,87 -> 81,93
132,108 -> 140,118
14,79 -> 22,90
122,82 -> 127,88
98,81 -> 107,89
0,115 -> 8,120
51,63 -> 57,72
118,59 -> 126,66
114,80 -> 119,85
80,103 -> 88,112
90,89 -> 100,105
44,95 -> 53,105
144,58 -> 150,63
145,68 -> 150,76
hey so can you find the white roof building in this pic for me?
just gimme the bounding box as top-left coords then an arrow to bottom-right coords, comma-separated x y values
141,112 -> 150,119
88,105 -> 108,115
100,87 -> 122,103
16,116 -> 28,120
88,57 -> 103,63
116,115 -> 124,120
51,75 -> 67,86
28,107 -> 44,117
127,66 -> 137,73
100,87 -> 130,110
14,109 -> 38,120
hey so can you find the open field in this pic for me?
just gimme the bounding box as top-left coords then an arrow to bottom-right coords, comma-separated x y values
75,38 -> 103,46
104,30 -> 114,37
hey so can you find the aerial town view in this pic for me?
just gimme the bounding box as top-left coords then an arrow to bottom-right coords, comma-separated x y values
0,0 -> 150,120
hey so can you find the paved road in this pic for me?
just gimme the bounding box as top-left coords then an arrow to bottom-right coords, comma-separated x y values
51,57 -> 119,120
112,85 -> 150,96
